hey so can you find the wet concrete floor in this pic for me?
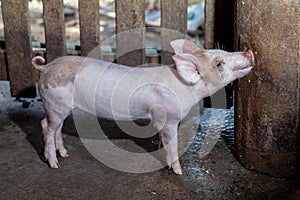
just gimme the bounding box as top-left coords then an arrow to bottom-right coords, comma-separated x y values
1,81 -> 300,199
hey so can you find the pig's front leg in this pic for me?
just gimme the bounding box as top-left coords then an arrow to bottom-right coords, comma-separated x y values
150,103 -> 182,174
159,122 -> 182,175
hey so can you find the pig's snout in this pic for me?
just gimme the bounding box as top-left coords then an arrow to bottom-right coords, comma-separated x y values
246,50 -> 255,65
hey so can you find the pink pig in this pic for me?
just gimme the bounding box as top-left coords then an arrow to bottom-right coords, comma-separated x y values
32,39 -> 254,174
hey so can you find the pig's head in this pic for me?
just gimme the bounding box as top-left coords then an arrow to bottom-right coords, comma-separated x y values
170,39 -> 254,91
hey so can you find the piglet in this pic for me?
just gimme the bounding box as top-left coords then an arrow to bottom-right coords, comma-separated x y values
32,39 -> 254,174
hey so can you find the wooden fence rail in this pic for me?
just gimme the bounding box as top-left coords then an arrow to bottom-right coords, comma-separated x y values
0,0 -> 191,97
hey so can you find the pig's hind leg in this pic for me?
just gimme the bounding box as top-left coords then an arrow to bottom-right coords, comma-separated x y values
41,107 -> 71,168
55,122 -> 69,158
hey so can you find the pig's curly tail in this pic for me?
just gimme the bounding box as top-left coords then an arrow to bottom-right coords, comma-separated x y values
32,56 -> 46,72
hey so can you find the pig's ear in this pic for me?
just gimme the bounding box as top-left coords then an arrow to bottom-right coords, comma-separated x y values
170,39 -> 200,54
172,54 -> 202,85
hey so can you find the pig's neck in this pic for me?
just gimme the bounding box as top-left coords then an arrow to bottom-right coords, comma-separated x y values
194,79 -> 222,102
169,65 -> 222,102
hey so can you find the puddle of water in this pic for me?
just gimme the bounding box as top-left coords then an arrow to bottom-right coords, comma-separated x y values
187,107 -> 234,155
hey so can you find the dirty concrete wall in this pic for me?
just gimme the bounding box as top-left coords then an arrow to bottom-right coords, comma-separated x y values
234,1 -> 300,177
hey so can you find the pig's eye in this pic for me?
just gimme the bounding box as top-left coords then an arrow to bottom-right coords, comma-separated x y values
215,58 -> 225,68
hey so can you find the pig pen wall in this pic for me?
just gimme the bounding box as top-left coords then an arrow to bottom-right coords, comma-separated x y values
234,0 -> 300,177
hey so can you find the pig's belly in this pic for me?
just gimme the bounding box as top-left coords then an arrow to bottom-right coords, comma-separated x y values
94,83 -> 152,120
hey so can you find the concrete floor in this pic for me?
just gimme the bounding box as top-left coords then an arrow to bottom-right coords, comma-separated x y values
1,80 -> 300,199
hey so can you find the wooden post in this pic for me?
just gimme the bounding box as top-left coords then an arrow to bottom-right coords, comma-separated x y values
204,0 -> 215,49
43,0 -> 66,62
203,0 -> 216,107
0,50 -> 8,81
161,0 -> 188,65
2,0 -> 36,97
79,0 -> 100,56
115,0 -> 145,66
235,1 -> 300,177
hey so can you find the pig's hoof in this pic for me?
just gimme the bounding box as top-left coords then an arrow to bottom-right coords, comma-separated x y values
48,159 -> 60,169
61,152 -> 69,158
50,162 -> 60,169
172,167 -> 183,175
45,155 -> 60,168
58,148 -> 69,158
171,162 -> 182,175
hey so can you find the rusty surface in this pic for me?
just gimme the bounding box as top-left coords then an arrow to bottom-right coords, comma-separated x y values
234,0 -> 300,177
79,0 -> 100,57
161,0 -> 188,65
115,0 -> 145,66
1,0 -> 36,97
43,0 -> 66,62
